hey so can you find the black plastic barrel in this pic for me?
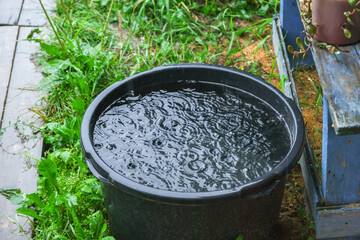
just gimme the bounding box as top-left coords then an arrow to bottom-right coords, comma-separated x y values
81,64 -> 305,240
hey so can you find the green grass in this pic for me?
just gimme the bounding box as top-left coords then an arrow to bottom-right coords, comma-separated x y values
292,68 -> 323,178
3,0 -> 283,239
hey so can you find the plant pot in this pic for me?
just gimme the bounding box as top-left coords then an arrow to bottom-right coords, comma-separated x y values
312,0 -> 360,45
81,64 -> 305,240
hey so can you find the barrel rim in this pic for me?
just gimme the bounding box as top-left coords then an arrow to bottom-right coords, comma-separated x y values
80,63 -> 305,203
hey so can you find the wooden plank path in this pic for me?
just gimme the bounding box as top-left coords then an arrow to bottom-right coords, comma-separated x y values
0,0 -> 54,239
0,27 -> 18,126
18,0 -> 56,26
0,27 -> 45,239
0,0 -> 23,25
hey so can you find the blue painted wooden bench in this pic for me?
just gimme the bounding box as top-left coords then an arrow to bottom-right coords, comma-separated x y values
273,0 -> 360,239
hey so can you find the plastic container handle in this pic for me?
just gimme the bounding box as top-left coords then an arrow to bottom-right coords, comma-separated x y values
242,179 -> 281,199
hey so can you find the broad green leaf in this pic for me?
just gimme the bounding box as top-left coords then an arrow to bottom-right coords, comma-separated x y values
44,178 -> 54,196
38,158 -> 59,191
66,194 -> 78,207
10,194 -> 24,205
45,122 -> 61,132
80,183 -> 92,193
42,59 -> 71,75
0,188 -> 21,199
40,42 -> 62,57
26,193 -> 44,208
17,207 -> 44,222
71,98 -> 85,114
59,151 -> 71,163
50,150 -> 72,163
44,192 -> 56,214
258,4 -> 269,17
58,126 -> 72,137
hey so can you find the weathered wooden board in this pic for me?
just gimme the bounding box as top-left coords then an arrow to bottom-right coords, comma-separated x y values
322,99 -> 360,205
311,42 -> 360,135
274,15 -> 360,239
0,26 -> 18,126
0,27 -> 44,239
0,0 -> 23,25
317,205 -> 360,239
273,16 -> 322,218
291,0 -> 360,135
18,0 -> 56,26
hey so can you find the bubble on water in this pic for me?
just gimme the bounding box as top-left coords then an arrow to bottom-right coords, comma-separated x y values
184,160 -> 207,174
127,162 -> 137,170
92,84 -> 291,192
150,136 -> 167,148
106,143 -> 117,150
94,143 -> 103,150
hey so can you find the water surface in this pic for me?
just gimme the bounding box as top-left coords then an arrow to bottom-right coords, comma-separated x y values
92,83 -> 291,192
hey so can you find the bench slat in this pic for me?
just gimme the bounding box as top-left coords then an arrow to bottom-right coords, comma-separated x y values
311,42 -> 360,135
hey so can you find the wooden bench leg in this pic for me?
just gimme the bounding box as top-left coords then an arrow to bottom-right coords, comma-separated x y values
317,98 -> 360,239
322,98 -> 360,205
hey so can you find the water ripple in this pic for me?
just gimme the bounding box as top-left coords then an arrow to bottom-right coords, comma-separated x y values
92,85 -> 291,192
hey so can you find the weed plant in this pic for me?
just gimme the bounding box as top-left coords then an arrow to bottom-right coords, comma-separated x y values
8,0 -> 280,239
